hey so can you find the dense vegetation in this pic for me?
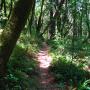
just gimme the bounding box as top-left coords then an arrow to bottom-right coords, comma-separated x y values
0,0 -> 90,89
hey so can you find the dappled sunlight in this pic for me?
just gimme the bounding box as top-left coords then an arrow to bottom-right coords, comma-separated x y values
37,44 -> 56,88
38,54 -> 52,68
37,44 -> 52,69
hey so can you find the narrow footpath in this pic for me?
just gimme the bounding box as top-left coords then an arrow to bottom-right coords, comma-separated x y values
36,43 -> 58,90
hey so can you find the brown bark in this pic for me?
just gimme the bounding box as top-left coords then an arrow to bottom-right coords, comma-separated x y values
0,0 -> 34,76
36,0 -> 44,35
49,7 -> 55,39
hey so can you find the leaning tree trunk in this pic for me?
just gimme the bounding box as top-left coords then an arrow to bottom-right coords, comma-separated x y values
0,0 -> 34,77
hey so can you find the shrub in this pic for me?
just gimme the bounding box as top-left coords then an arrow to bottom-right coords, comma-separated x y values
50,57 -> 90,85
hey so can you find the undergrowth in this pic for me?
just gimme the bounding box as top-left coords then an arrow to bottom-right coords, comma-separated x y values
50,56 -> 90,85
48,38 -> 90,89
6,44 -> 39,89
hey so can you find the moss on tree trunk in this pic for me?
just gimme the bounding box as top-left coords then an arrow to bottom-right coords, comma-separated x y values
0,0 -> 34,76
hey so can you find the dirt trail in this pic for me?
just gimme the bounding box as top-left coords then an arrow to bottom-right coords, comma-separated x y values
36,43 -> 58,89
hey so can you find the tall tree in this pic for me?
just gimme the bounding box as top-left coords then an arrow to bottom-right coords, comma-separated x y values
0,0 -> 34,77
49,0 -> 56,39
37,0 -> 44,33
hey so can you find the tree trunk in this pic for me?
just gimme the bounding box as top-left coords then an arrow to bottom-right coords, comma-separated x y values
49,0 -> 55,39
0,0 -> 34,77
49,9 -> 55,39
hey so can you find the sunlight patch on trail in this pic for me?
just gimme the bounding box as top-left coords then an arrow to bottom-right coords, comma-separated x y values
38,54 -> 52,68
37,43 -> 55,87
